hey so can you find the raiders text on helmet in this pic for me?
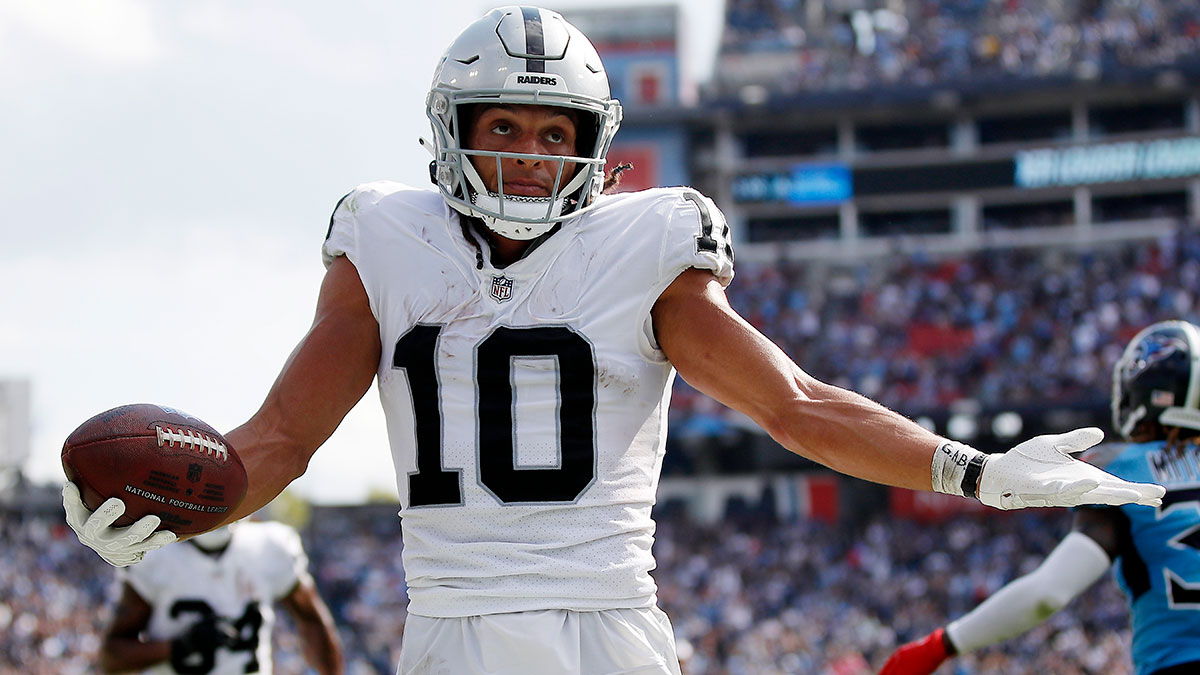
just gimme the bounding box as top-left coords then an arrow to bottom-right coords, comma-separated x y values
423,6 -> 623,240
1112,320 -> 1200,439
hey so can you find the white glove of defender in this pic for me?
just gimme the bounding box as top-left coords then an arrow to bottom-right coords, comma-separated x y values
978,428 -> 1165,509
62,482 -> 177,567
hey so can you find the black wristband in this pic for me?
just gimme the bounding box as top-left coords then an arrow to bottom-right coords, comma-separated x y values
941,627 -> 959,656
960,453 -> 987,499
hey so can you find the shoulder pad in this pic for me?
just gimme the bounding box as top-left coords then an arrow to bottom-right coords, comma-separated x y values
331,181 -> 441,224
605,187 -> 734,284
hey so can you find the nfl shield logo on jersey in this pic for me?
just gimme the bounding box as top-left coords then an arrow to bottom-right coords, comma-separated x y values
490,275 -> 514,303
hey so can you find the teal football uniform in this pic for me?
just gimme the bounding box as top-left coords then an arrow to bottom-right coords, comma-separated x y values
1089,441 -> 1200,675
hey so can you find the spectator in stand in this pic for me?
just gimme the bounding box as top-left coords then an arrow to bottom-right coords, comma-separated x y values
0,515 -> 112,675
714,0 -> 1200,96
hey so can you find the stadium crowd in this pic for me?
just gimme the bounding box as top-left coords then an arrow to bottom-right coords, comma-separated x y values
0,503 -> 1131,674
305,504 -> 1139,674
11,0 -> 1196,671
719,0 -> 1200,94
5,228 -> 1195,672
671,228 -> 1200,439
7,224 -> 1195,672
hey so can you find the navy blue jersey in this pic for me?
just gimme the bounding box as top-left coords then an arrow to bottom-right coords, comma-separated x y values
1088,441 -> 1200,675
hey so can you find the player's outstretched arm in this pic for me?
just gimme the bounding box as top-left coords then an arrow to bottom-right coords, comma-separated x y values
62,256 -> 380,556
221,255 -> 381,525
652,268 -> 1164,508
281,575 -> 345,675
881,523 -> 1114,674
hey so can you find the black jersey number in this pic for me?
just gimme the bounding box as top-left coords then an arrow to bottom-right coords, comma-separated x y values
394,324 -> 596,506
168,600 -> 262,674
1160,489 -> 1200,607
683,191 -> 733,262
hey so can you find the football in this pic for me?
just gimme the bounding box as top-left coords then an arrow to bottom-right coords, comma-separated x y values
61,403 -> 248,535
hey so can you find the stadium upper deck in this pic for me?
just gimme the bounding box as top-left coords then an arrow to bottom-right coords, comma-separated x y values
609,0 -> 1200,261
713,0 -> 1200,100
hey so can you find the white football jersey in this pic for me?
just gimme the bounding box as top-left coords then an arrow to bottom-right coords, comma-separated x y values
119,521 -> 311,675
323,182 -> 734,617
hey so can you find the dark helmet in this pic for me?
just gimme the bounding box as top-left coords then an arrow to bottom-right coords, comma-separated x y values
1111,320 -> 1200,440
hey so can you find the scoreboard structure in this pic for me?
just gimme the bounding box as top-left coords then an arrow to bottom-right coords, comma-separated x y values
622,70 -> 1200,262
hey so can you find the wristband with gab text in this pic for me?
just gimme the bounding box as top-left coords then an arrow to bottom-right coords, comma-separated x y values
931,441 -> 988,499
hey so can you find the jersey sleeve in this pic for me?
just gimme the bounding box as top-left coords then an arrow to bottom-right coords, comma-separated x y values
622,188 -> 735,357
321,191 -> 357,267
657,188 -> 735,289
119,550 -> 166,602
321,181 -> 409,269
259,523 -> 313,600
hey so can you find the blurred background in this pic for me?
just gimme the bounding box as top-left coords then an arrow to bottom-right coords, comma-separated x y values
3,0 -> 1199,672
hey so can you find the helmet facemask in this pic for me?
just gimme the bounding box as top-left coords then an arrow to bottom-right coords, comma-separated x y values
427,94 -> 615,240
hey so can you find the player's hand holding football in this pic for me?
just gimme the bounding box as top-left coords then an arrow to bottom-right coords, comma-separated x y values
62,482 -> 177,567
934,427 -> 1165,509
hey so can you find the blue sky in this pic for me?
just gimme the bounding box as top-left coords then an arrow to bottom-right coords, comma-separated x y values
0,0 -> 721,503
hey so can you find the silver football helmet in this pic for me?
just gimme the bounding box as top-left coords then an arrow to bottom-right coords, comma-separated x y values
1111,320 -> 1200,439
424,6 -> 623,240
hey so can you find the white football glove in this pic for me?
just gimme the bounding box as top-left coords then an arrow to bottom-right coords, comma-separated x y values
977,427 -> 1165,510
62,482 -> 177,567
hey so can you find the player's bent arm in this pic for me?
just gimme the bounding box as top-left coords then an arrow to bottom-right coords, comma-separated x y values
653,268 -> 943,491
222,255 -> 381,524
944,529 -> 1112,653
280,576 -> 345,675
99,583 -> 170,673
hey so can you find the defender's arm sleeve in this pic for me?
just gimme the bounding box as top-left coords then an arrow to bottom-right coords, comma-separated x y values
945,531 -> 1112,653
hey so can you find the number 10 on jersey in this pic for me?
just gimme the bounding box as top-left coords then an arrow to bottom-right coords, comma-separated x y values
393,324 -> 597,507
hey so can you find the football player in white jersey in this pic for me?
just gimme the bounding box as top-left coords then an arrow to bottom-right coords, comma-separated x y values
66,6 -> 1164,674
98,521 -> 342,675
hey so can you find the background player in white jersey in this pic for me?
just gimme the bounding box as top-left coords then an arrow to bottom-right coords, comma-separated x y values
66,6 -> 1164,674
882,320 -> 1200,675
99,521 -> 342,675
